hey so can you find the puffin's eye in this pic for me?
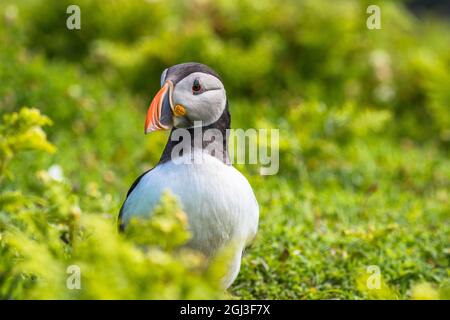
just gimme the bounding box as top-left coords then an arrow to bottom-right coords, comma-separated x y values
192,79 -> 201,93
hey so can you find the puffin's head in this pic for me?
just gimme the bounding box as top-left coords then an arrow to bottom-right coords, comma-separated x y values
145,62 -> 227,134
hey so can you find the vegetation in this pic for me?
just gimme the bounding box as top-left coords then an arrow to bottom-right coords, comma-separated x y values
0,0 -> 448,299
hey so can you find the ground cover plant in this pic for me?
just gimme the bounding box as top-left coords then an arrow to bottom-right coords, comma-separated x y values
0,0 -> 448,299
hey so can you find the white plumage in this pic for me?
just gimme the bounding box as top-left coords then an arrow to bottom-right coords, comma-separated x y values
121,151 -> 259,287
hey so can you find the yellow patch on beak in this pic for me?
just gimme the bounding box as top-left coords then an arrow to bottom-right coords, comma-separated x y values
173,104 -> 186,117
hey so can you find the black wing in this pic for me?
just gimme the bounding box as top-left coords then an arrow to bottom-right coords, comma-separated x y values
117,168 -> 153,231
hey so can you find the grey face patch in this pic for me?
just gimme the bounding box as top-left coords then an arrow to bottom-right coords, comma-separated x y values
172,72 -> 226,128
157,62 -> 226,129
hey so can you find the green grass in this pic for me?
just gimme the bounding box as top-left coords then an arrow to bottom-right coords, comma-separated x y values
0,0 -> 449,299
234,139 -> 449,299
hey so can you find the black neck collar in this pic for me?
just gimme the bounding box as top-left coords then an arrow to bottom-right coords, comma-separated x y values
158,103 -> 231,165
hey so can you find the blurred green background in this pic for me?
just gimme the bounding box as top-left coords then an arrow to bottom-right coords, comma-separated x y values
0,0 -> 449,299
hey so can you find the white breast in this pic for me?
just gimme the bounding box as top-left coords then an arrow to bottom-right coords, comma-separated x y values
121,152 -> 259,286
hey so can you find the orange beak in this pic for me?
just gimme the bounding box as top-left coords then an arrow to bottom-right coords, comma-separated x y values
145,81 -> 173,134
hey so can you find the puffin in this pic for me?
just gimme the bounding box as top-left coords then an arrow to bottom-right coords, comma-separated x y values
118,62 -> 259,288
